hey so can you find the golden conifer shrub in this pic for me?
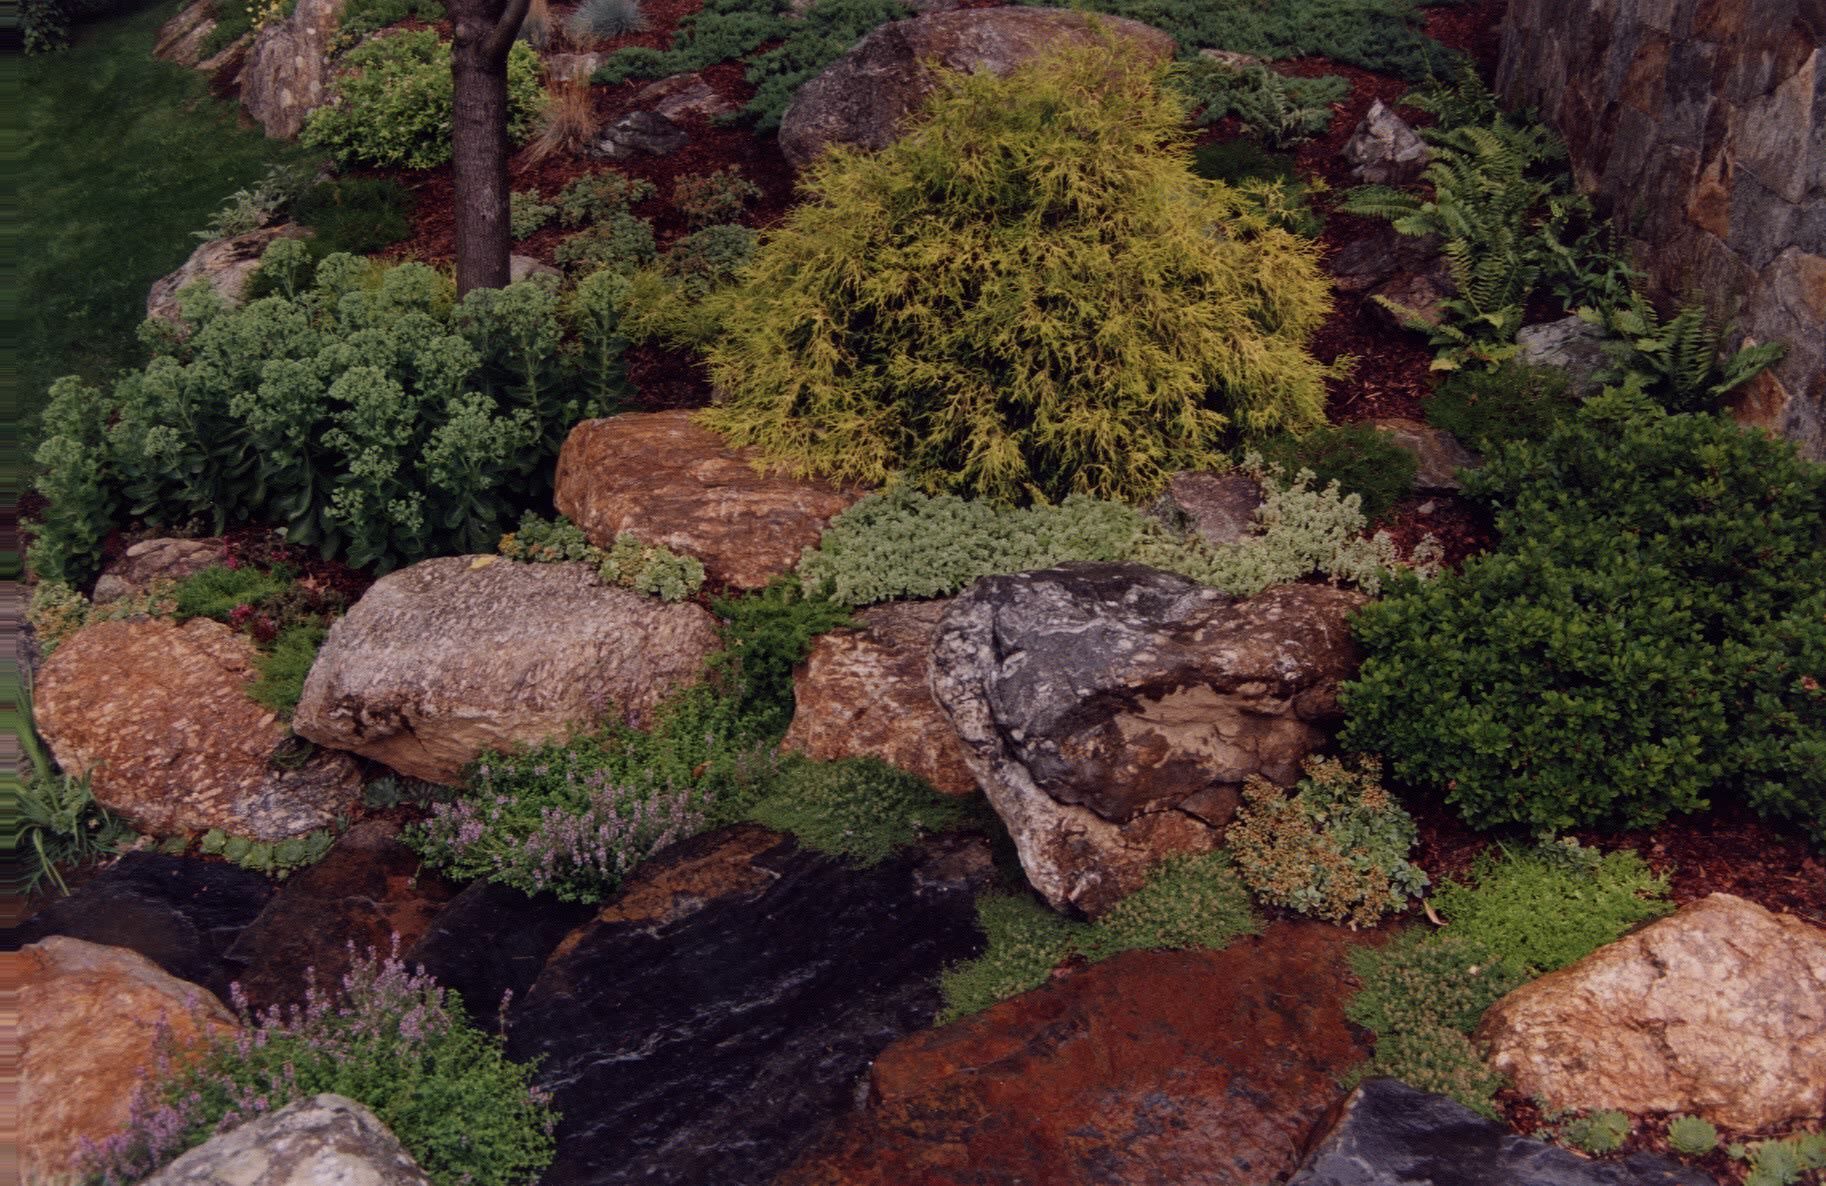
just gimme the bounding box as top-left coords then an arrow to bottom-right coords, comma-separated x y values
696,42 -> 1338,504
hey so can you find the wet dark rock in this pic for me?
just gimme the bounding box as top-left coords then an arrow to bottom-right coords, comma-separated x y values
224,821 -> 461,1012
592,110 -> 690,159
17,853 -> 273,1003
506,824 -> 992,1186
1286,1079 -> 1715,1186
784,923 -> 1373,1186
404,880 -> 595,1033
1328,225 -> 1444,295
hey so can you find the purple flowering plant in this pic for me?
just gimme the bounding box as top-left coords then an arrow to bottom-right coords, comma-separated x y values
79,938 -> 556,1186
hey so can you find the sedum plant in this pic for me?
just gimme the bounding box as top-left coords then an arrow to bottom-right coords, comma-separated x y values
697,44 -> 1337,504
498,512 -> 706,602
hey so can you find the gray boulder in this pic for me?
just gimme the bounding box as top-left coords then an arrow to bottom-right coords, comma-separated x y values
1517,315 -> 1612,395
144,1095 -> 433,1186
1342,99 -> 1430,185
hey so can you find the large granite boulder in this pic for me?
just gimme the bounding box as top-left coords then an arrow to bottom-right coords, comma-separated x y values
782,923 -> 1372,1186
33,617 -> 362,839
1476,892 -> 1826,1129
554,411 -> 864,590
929,565 -> 1365,916
146,225 -> 305,326
17,853 -> 274,1002
20,937 -> 237,1185
782,599 -> 977,795
507,825 -> 992,1186
292,556 -> 721,784
143,1095 -> 433,1186
1286,1079 -> 1713,1186
223,821 -> 461,1012
776,6 -> 1177,167
238,0 -> 346,138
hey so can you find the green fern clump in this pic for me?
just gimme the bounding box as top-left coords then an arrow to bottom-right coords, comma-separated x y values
698,45 -> 1336,505
1585,296 -> 1785,413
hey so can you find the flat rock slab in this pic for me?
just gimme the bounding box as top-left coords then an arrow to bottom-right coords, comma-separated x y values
405,880 -> 597,1033
506,824 -> 992,1186
1152,470 -> 1264,547
1476,892 -> 1826,1129
777,6 -> 1176,167
224,821 -> 461,1013
92,536 -> 227,604
930,564 -> 1364,916
554,410 -> 864,590
293,556 -> 721,784
34,617 -> 362,839
782,922 -> 1373,1186
21,936 -> 237,1184
1286,1079 -> 1713,1186
145,1094 -> 433,1186
782,599 -> 978,795
17,853 -> 273,1002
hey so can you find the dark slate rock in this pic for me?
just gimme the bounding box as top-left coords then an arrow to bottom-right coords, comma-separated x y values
591,110 -> 689,159
1286,1079 -> 1717,1186
405,880 -> 595,1032
507,824 -> 993,1186
17,853 -> 273,1001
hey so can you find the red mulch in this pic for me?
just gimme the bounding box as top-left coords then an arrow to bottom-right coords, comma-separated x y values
1374,492 -> 1492,569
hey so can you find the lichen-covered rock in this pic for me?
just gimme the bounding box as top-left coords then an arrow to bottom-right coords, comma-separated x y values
20,937 -> 237,1185
782,599 -> 977,795
1475,893 -> 1826,1129
1369,418 -> 1481,491
554,411 -> 864,590
1516,315 -> 1611,395
33,617 -> 362,839
591,110 -> 690,159
1286,1079 -> 1714,1186
777,7 -> 1176,167
92,536 -> 228,604
143,1095 -> 433,1186
146,225 -> 307,326
238,0 -> 346,138
1342,98 -> 1431,184
293,556 -> 721,784
783,924 -> 1372,1186
929,564 -> 1364,916
1151,470 -> 1264,547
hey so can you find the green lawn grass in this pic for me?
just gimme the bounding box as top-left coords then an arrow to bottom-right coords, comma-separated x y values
13,0 -> 318,447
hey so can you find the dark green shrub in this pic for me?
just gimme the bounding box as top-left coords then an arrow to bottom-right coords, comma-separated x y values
1425,359 -> 1575,449
302,31 -> 542,168
510,190 -> 557,239
171,564 -> 290,622
289,177 -> 415,258
554,211 -> 657,274
250,623 -> 328,718
710,579 -> 856,738
28,248 -> 624,582
1252,423 -> 1419,524
699,47 -> 1336,504
741,756 -> 982,866
672,166 -> 763,228
1165,60 -> 1349,146
557,169 -> 656,226
1342,387 -> 1826,839
661,223 -> 757,297
334,0 -> 445,45
1190,140 -> 1297,185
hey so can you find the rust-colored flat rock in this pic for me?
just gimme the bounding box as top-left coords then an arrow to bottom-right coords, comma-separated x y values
554,410 -> 865,590
783,922 -> 1373,1186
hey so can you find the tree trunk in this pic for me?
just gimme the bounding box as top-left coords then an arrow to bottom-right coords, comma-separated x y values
450,0 -> 530,296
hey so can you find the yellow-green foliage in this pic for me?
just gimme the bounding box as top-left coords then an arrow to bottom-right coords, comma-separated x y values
697,44 -> 1335,504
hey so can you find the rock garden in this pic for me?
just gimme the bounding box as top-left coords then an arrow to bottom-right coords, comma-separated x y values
15,0 -> 1826,1183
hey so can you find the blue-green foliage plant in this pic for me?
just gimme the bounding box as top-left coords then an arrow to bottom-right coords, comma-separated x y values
28,247 -> 628,583
1342,385 -> 1826,841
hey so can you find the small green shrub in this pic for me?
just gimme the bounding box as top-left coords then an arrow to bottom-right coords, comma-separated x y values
78,943 -> 556,1185
335,0 -> 445,45
510,190 -> 557,239
1347,1022 -> 1509,1119
250,623 -> 328,719
171,564 -> 291,623
1667,1115 -> 1719,1157
1429,846 -> 1671,976
197,825 -> 336,876
1165,60 -> 1348,147
1252,424 -> 1418,524
288,177 -> 416,259
1562,1109 -> 1632,1155
1736,1133 -> 1826,1186
1425,360 -> 1575,450
18,689 -> 136,896
557,169 -> 657,226
1190,140 -> 1297,185
568,0 -> 646,40
699,46 -> 1337,504
938,891 -> 1088,1023
498,512 -> 706,602
710,578 -> 856,738
554,211 -> 657,274
302,32 -> 542,168
741,756 -> 982,866
671,166 -> 762,228
660,223 -> 757,297
1227,754 -> 1428,928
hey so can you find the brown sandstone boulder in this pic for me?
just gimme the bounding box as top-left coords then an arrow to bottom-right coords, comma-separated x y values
782,599 -> 977,795
776,7 -> 1177,167
553,410 -> 865,590
782,923 -> 1373,1186
1151,470 -> 1264,547
239,0 -> 346,139
929,565 -> 1364,916
292,556 -> 722,784
33,618 -> 362,839
146,225 -> 307,326
1369,418 -> 1481,491
92,537 -> 228,604
154,0 -> 221,66
19,937 -> 237,1184
1475,892 -> 1826,1129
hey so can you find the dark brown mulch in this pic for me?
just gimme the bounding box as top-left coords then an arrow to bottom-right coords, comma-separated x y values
1373,492 -> 1492,570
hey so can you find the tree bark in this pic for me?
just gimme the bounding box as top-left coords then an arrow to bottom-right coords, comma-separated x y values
450,0 -> 531,296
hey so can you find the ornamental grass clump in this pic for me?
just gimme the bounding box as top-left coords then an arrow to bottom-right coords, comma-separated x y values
80,941 -> 556,1186
698,44 -> 1336,504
